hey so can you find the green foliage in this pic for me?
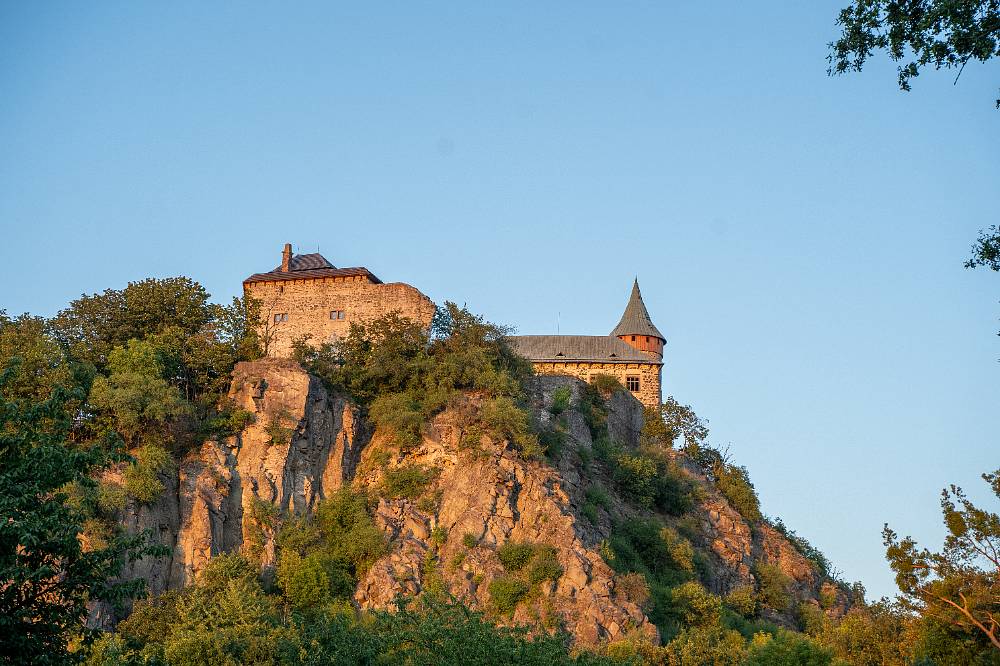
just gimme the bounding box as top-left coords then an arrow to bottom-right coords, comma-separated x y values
549,386 -> 572,415
616,572 -> 651,610
383,463 -> 438,500
655,396 -> 710,452
590,373 -> 623,395
755,562 -> 793,611
263,411 -> 293,446
277,487 -> 386,604
724,585 -> 757,618
664,624 -> 747,665
816,600 -> 910,665
497,542 -> 537,573
462,532 -> 479,549
745,629 -> 834,665
527,546 -> 563,585
882,468 -> 1000,657
97,480 -> 128,512
241,496 -> 278,564
0,313 -> 83,405
296,303 -> 535,454
602,439 -> 695,515
0,372 -> 162,663
488,576 -> 530,615
671,581 -> 723,627
767,516 -> 836,581
122,444 -> 173,503
798,601 -> 828,636
715,463 -> 762,523
828,0 -> 1000,108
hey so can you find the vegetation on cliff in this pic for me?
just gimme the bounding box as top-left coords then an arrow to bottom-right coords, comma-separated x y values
1,277 -> 998,664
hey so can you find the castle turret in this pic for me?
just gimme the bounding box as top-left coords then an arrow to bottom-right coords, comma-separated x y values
610,279 -> 665,361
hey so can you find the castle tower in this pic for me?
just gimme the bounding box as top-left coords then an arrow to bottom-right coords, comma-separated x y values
610,279 -> 665,361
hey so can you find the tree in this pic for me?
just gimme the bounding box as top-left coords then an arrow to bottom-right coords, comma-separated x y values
883,468 -> 1000,654
829,0 -> 1000,108
0,367 -> 161,664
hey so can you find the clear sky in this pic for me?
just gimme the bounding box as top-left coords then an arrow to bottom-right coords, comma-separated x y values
1,2 -> 997,600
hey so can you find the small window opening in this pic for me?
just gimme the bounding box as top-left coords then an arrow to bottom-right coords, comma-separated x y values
330,310 -> 345,320
626,376 -> 640,392
631,335 -> 636,342
273,313 -> 289,323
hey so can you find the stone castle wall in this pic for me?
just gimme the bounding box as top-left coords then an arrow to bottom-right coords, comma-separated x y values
531,360 -> 662,408
245,276 -> 436,357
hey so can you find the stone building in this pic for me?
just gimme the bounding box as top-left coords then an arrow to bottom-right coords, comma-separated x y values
510,280 -> 665,408
244,243 -> 436,357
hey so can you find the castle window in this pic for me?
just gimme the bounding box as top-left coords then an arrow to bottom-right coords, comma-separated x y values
273,313 -> 289,323
631,335 -> 636,342
626,376 -> 640,392
330,310 -> 345,320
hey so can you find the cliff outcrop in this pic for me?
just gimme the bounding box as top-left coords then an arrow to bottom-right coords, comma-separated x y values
100,359 -> 849,646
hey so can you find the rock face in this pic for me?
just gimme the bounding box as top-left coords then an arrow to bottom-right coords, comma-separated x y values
105,361 -> 848,643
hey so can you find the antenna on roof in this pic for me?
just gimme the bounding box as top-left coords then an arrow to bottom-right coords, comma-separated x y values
557,311 -> 560,334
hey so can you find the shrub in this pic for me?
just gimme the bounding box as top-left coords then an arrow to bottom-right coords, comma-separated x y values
264,412 -> 295,445
277,551 -> 335,609
462,532 -> 479,549
480,396 -> 541,458
818,586 -> 838,610
549,386 -> 572,415
755,562 -> 792,610
526,546 -> 563,585
671,581 -> 723,627
497,542 -> 536,573
616,572 -> 651,608
724,585 -> 757,618
97,480 -> 128,512
715,464 -> 762,523
797,602 -> 827,636
660,526 -> 695,574
581,502 -> 598,524
613,451 -> 659,507
383,464 -> 437,500
585,485 -> 611,510
243,496 -> 279,563
744,629 -> 834,665
665,625 -> 747,666
123,444 -> 173,503
590,374 -> 623,395
488,576 -> 530,615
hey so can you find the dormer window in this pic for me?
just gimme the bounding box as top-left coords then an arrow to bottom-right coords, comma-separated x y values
330,310 -> 345,320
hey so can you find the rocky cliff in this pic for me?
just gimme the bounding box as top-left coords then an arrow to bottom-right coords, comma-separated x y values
97,358 -> 848,646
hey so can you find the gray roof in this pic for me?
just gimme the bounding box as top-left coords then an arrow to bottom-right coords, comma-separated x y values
610,279 -> 664,340
509,335 -> 658,364
244,252 -> 383,285
274,253 -> 335,272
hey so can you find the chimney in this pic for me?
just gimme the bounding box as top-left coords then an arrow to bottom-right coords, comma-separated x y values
281,243 -> 292,272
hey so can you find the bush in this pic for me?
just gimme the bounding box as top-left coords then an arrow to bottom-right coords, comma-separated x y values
122,444 -> 173,503
462,532 -> 479,549
724,585 -> 757,618
480,396 -> 541,458
488,576 -> 530,615
497,542 -> 536,573
526,546 -> 563,585
616,572 -> 651,608
664,625 -> 747,666
264,412 -> 294,445
797,602 -> 827,636
715,464 -> 762,523
97,480 -> 128,512
671,581 -> 723,627
755,562 -> 792,611
383,464 -> 437,500
744,629 -> 834,665
549,386 -> 572,415
590,374 -> 623,395
277,551 -> 334,609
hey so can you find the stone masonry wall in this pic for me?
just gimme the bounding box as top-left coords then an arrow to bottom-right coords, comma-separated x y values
245,276 -> 436,357
531,360 -> 662,408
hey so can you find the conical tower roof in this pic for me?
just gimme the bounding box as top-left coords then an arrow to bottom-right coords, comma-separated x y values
610,279 -> 664,340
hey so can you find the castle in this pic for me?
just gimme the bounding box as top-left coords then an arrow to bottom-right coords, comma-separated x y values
244,244 -> 664,407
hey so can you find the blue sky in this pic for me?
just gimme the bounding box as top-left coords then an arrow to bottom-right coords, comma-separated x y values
2,2 -> 997,600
